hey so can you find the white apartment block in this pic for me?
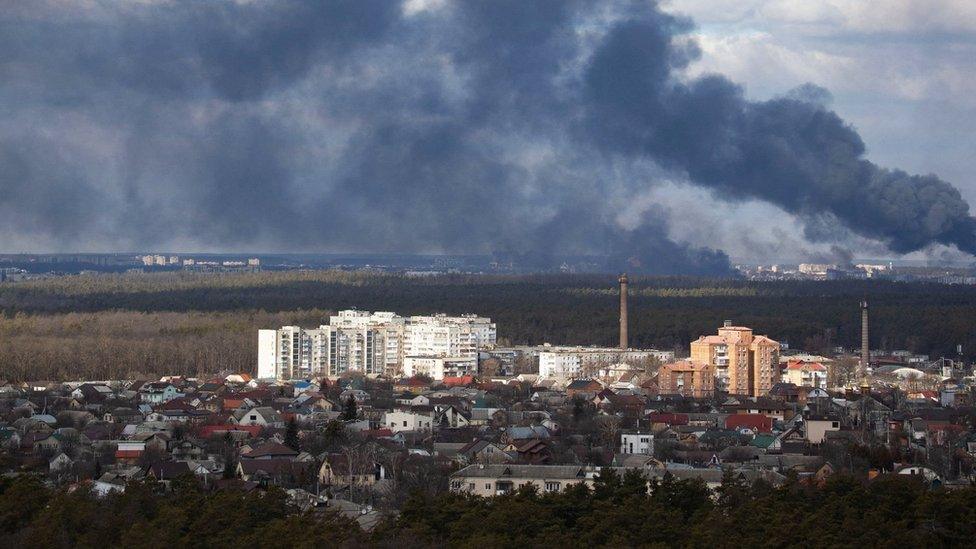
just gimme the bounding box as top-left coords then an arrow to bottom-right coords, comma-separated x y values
403,356 -> 477,380
404,314 -> 496,360
258,310 -> 495,380
537,346 -> 675,380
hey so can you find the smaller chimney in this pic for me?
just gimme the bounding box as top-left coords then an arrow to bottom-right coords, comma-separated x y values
723,320 -> 732,328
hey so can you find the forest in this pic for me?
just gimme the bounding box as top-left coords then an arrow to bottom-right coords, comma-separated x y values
1,469 -> 975,548
2,271 -> 976,380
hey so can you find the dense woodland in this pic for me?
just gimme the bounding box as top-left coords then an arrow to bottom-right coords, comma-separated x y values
2,470 -> 975,547
2,271 -> 976,380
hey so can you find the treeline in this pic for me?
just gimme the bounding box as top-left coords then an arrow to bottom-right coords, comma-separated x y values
3,271 -> 976,379
0,310 -> 328,381
2,470 -> 976,548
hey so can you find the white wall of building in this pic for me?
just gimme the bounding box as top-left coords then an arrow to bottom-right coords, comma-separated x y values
620,433 -> 654,455
257,329 -> 278,379
259,310 -> 495,380
384,411 -> 434,433
538,347 -> 674,379
403,356 -> 477,380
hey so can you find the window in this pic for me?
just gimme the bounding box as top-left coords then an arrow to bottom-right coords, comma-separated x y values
404,421 -> 408,427
486,483 -> 491,489
832,422 -> 839,428
545,481 -> 561,492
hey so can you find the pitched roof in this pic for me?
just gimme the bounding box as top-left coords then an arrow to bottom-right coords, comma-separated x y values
567,379 -> 601,390
239,458 -> 304,476
242,442 -> 299,459
443,376 -> 475,387
725,414 -> 773,433
646,412 -> 689,426
198,424 -> 262,438
786,360 -> 827,371
148,461 -> 191,479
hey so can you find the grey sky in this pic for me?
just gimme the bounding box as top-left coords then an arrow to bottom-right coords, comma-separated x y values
1,0 -> 973,269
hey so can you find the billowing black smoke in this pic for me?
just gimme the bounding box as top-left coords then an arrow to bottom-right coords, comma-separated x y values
582,10 -> 976,256
0,1 -> 972,274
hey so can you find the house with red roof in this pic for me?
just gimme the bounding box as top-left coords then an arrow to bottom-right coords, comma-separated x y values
442,375 -> 475,387
726,413 -> 774,434
241,441 -> 298,460
646,412 -> 689,427
198,424 -> 262,440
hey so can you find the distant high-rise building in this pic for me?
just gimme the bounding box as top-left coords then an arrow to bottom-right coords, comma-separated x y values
258,310 -> 495,380
690,321 -> 780,396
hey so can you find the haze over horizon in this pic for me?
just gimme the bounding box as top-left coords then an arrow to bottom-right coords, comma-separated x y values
2,0 -> 975,274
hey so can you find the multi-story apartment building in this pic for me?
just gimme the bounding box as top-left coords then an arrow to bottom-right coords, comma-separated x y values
782,360 -> 828,389
402,356 -> 477,380
657,360 -> 716,398
258,326 -> 328,380
326,310 -> 405,376
690,321 -> 780,396
537,346 -> 675,379
403,314 -> 495,360
258,310 -> 495,380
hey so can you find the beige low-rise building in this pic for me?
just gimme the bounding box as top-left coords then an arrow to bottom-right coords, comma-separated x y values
782,360 -> 828,389
657,360 -> 715,398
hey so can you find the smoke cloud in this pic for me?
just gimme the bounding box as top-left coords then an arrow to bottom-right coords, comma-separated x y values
0,0 -> 973,274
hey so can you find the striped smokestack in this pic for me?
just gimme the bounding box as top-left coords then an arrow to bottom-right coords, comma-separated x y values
619,273 -> 628,350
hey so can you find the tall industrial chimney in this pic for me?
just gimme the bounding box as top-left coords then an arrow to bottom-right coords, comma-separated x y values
860,300 -> 869,377
619,273 -> 629,350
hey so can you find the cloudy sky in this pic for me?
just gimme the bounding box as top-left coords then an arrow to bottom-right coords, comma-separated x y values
661,0 -> 976,262
1,0 -> 974,270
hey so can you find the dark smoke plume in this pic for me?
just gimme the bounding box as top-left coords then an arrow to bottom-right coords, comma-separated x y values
0,1 -> 972,274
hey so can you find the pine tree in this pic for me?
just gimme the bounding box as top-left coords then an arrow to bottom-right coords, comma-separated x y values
342,395 -> 358,421
222,453 -> 237,479
284,417 -> 300,450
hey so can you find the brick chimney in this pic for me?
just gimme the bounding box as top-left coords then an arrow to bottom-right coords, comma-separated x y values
619,273 -> 628,350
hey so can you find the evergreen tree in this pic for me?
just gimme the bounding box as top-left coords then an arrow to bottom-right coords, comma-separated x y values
284,417 -> 300,451
222,453 -> 237,479
342,395 -> 358,421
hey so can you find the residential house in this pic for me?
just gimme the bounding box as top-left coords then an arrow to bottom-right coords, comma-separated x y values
242,442 -> 299,460
725,414 -> 774,434
566,379 -> 603,399
318,453 -> 391,487
804,415 -> 841,444
140,383 -> 180,405
457,439 -> 511,464
383,411 -> 434,433
620,431 -> 654,455
236,406 -> 285,428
